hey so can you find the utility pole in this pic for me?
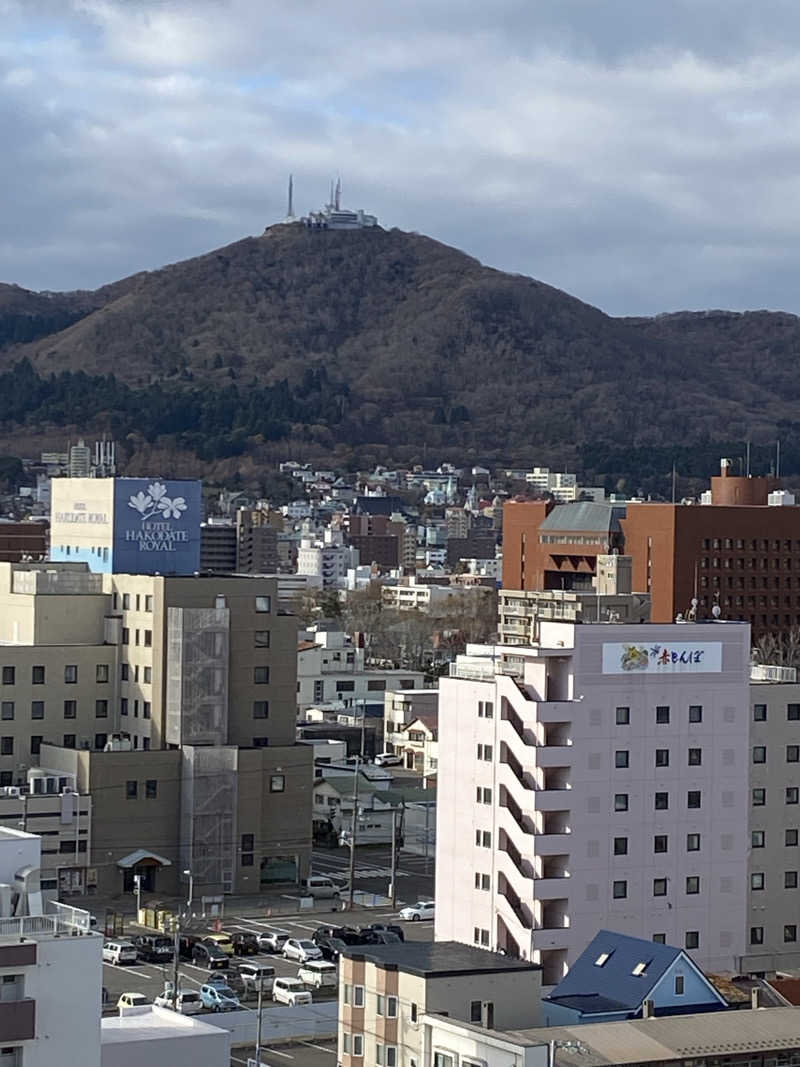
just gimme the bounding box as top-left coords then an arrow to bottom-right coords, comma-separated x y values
389,807 -> 398,910
347,755 -> 360,911
255,979 -> 264,1066
171,916 -> 180,1011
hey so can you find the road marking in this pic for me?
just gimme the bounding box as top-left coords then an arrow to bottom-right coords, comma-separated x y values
298,1040 -> 336,1054
261,1047 -> 294,1059
103,963 -> 153,978
230,1057 -> 249,1065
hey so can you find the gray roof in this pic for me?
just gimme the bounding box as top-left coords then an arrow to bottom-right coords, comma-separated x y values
341,939 -> 539,978
507,1006 -> 800,1065
539,502 -> 626,535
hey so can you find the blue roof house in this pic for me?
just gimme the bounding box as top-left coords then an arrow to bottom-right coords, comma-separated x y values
542,930 -> 728,1026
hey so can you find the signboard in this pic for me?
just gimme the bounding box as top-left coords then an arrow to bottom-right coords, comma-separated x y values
602,641 -> 723,674
112,479 -> 201,575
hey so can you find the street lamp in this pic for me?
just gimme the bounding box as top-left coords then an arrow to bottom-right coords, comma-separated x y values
183,869 -> 193,912
133,873 -> 142,918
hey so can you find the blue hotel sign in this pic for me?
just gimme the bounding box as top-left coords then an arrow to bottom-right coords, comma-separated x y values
112,479 -> 201,575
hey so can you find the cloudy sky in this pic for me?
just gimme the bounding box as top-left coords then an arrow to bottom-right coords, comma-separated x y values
3,0 -> 800,315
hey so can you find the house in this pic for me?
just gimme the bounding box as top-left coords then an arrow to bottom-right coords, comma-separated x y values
542,930 -> 728,1026
395,713 -> 438,775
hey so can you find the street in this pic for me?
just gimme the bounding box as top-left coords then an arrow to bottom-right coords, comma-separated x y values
231,1036 -> 337,1067
310,843 -> 435,904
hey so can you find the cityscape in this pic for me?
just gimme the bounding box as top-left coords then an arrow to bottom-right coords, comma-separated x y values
7,3 -> 800,1067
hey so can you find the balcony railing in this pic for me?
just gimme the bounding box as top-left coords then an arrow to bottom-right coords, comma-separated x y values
0,901 -> 91,940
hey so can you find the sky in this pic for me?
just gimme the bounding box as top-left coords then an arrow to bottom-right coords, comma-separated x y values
4,0 -> 800,316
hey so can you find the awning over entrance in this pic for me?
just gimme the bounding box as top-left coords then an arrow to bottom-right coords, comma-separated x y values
117,849 -> 172,869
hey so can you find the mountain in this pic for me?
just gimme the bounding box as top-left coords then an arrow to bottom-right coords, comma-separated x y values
3,223 -> 800,491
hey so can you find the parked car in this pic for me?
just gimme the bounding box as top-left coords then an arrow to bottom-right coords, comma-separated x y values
316,935 -> 349,962
178,933 -> 202,961
362,923 -> 405,942
238,962 -> 276,995
399,900 -> 435,921
206,969 -> 246,996
200,983 -> 240,1011
117,992 -> 150,1010
192,941 -> 229,969
312,925 -> 360,946
360,930 -> 402,945
153,989 -> 203,1015
231,931 -> 260,956
102,940 -> 138,965
283,937 -> 323,963
257,929 -> 291,953
272,977 -> 312,1006
202,932 -> 235,957
373,752 -> 402,767
134,934 -> 174,963
297,960 -> 338,989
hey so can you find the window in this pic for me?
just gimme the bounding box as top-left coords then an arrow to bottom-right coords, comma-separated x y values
653,878 -> 667,896
688,705 -> 702,723
253,701 -> 269,719
1,667 -> 14,686
613,879 -> 627,899
788,787 -> 800,805
121,628 -> 129,645
63,700 -> 76,719
754,703 -> 767,721
64,665 -> 77,684
594,952 -> 612,966
270,775 -> 285,793
753,788 -> 766,806
476,830 -> 491,847
674,975 -> 685,995
353,985 -> 364,1007
62,734 -> 75,749
615,706 -> 630,725
254,630 -> 271,648
95,699 -> 108,719
473,872 -> 490,891
470,1000 -> 482,1023
255,595 -> 271,613
143,702 -> 151,720
126,780 -> 138,800
789,746 -> 800,763
656,705 -> 670,724
753,746 -> 767,764
31,701 -> 43,720
751,926 -> 764,945
144,666 -> 151,683
688,748 -> 702,766
687,833 -> 700,851
786,925 -> 798,943
685,931 -> 699,949
94,733 -> 107,750
144,629 -> 152,647
120,663 -> 129,681
787,829 -> 799,846
751,872 -> 765,890
614,793 -> 629,812
30,735 -> 42,755
654,834 -> 668,853
653,933 -> 666,944
686,876 -> 700,895
120,698 -> 128,717
477,787 -> 492,804
615,750 -> 629,768
122,593 -> 130,610
434,1055 -> 454,1067
752,830 -> 765,848
478,700 -> 494,718
655,749 -> 669,768
32,665 -> 45,685
477,744 -> 492,760
790,704 -> 800,721
0,703 -> 12,722
252,737 -> 269,748
254,666 -> 270,684
687,790 -> 701,809
655,792 -> 669,810
786,871 -> 799,889
0,737 -> 11,756
145,780 -> 157,799
613,836 -> 628,856
336,680 -> 355,692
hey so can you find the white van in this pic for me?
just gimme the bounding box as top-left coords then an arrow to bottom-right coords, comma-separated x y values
297,960 -> 338,988
238,962 -> 276,995
272,977 -> 312,1006
300,875 -> 339,899
103,940 -> 138,966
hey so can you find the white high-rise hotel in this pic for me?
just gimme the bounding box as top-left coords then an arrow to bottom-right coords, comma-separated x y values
436,621 -> 755,983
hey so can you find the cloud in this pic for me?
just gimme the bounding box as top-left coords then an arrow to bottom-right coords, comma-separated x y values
3,0 -> 800,314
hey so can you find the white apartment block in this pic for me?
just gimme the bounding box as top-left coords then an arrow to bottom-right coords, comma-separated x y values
0,827 -> 100,1067
297,529 -> 359,588
436,622 -> 752,983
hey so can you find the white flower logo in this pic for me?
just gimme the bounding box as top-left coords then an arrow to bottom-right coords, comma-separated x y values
127,484 -> 187,522
157,496 -> 187,520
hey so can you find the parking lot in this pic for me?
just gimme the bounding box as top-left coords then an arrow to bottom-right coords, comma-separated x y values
102,905 -> 434,1014
232,1036 -> 337,1066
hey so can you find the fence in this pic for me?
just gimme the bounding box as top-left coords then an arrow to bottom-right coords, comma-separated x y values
203,1001 -> 338,1047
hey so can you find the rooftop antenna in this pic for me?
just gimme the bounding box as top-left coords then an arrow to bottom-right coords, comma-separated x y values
671,463 -> 677,504
287,173 -> 294,219
777,439 -> 781,479
746,440 -> 751,478
335,176 -> 341,211
329,179 -> 334,208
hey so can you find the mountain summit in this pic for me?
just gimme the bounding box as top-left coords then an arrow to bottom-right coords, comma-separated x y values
3,223 -> 800,483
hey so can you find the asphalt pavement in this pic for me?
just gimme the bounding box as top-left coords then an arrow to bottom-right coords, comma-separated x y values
232,1036 -> 337,1067
310,843 -> 435,904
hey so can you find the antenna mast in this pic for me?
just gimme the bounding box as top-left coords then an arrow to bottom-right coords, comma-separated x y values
287,174 -> 294,219
335,176 -> 341,211
777,439 -> 781,479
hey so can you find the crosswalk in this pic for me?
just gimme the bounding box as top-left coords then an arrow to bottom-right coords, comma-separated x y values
311,848 -> 431,880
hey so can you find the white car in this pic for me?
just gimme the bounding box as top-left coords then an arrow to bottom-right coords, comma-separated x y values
399,900 -> 435,921
153,989 -> 203,1015
102,940 -> 138,965
283,937 -> 323,963
272,977 -> 312,1006
117,992 -> 150,1010
258,929 -> 291,953
374,752 -> 403,767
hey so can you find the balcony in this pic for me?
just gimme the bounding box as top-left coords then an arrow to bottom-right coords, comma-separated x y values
501,708 -> 537,748
534,928 -> 570,950
533,790 -> 572,813
535,746 -> 573,768
533,832 -> 572,855
534,876 -> 571,899
536,701 -> 574,724
501,746 -> 537,792
0,999 -> 35,1041
499,789 -> 536,836
0,901 -> 92,940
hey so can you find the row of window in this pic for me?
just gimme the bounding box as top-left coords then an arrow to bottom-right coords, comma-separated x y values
126,779 -> 159,799
474,872 -> 491,891
616,705 -> 703,725
615,791 -> 702,812
750,871 -> 799,890
752,829 -> 800,846
754,704 -> 800,721
112,593 -> 154,612
1,700 -> 124,720
752,745 -> 800,763
121,628 -> 152,647
701,538 -> 797,550
753,787 -> 800,805
615,748 -> 703,768
614,834 -> 701,855
476,744 -> 493,761
120,699 -> 151,718
613,877 -> 702,898
751,925 -> 798,945
342,1035 -> 398,1064
121,664 -> 151,683
0,664 -> 110,685
477,700 -> 494,718
702,556 -> 796,569
1,733 -> 148,761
